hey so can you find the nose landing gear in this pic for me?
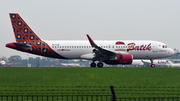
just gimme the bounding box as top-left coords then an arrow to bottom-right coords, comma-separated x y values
151,64 -> 155,68
150,59 -> 155,68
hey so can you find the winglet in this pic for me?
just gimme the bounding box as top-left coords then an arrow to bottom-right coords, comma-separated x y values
86,34 -> 97,47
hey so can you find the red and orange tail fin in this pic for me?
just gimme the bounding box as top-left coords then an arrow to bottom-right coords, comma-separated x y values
9,13 -> 41,43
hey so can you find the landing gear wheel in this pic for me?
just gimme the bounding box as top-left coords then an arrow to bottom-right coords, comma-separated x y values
151,64 -> 155,68
150,59 -> 155,68
97,62 -> 103,68
90,62 -> 96,68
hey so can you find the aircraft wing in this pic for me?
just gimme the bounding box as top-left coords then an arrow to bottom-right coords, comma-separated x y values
86,34 -> 131,61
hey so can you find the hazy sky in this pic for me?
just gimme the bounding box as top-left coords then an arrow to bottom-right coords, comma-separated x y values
1,0 -> 180,59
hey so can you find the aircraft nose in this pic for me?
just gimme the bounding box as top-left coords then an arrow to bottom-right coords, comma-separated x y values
168,48 -> 175,56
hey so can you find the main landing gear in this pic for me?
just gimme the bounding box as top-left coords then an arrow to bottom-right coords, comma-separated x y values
90,62 -> 103,68
150,59 -> 155,68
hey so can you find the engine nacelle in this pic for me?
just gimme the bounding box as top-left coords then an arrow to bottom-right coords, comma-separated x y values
104,54 -> 133,65
117,54 -> 133,64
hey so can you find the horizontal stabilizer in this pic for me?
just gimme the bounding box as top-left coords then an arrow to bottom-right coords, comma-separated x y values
6,42 -> 32,49
13,42 -> 32,49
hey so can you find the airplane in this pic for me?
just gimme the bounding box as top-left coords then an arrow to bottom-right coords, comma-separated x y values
132,59 -> 180,67
0,60 -> 6,67
6,13 -> 174,68
57,60 -> 80,67
0,56 -> 6,67
141,60 -> 169,67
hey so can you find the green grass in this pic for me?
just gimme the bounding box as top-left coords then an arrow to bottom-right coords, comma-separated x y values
0,67 -> 180,98
0,67 -> 180,86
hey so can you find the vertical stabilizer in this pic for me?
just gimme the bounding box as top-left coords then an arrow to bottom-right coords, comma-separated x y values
9,13 -> 41,43
7,13 -> 66,59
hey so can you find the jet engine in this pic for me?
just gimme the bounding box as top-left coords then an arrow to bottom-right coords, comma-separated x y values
104,54 -> 133,65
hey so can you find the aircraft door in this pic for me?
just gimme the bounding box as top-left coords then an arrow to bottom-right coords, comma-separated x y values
109,45 -> 115,52
152,42 -> 158,52
112,45 -> 115,52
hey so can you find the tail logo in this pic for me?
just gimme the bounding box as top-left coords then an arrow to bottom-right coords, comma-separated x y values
10,13 -> 41,42
8,13 -> 67,59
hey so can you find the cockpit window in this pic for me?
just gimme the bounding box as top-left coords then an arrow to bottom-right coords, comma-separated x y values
162,45 -> 167,48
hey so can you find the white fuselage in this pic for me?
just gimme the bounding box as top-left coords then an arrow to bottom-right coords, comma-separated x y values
45,40 -> 174,60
